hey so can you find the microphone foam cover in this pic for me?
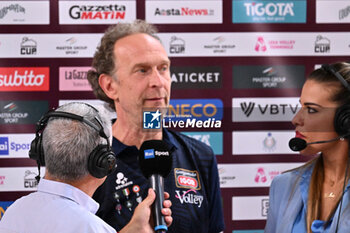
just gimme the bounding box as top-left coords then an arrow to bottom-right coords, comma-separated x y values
289,137 -> 307,152
139,140 -> 172,178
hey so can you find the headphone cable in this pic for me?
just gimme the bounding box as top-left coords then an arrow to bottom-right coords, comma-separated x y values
334,148 -> 350,233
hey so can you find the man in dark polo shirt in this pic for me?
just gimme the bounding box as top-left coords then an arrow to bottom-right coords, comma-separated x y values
87,19 -> 224,233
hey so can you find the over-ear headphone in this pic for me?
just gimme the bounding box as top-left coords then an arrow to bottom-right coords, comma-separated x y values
322,64 -> 350,137
29,104 -> 116,179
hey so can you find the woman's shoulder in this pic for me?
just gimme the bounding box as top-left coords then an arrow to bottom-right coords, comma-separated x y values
272,163 -> 313,187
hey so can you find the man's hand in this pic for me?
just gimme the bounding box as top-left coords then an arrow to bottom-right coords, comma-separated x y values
119,189 -> 172,233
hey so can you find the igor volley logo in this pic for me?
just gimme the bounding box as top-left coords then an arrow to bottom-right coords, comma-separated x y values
143,99 -> 223,130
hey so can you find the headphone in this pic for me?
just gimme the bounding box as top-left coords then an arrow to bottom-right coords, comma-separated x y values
322,64 -> 350,137
322,64 -> 350,233
29,104 -> 116,179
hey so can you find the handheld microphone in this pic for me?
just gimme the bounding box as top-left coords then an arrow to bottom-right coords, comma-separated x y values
139,140 -> 172,233
289,133 -> 350,151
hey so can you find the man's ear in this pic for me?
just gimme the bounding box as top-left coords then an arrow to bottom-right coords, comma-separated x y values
98,74 -> 118,100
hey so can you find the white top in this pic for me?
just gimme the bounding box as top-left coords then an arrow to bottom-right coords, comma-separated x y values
0,178 -> 116,233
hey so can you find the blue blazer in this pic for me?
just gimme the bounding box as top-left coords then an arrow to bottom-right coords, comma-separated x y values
264,164 -> 350,233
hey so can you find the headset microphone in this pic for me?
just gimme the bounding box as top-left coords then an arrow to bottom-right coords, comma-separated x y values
289,135 -> 349,152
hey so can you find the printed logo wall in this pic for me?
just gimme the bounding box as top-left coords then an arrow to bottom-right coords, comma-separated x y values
232,196 -> 269,220
232,97 -> 300,122
0,1 -> 49,25
0,167 -> 45,191
218,163 -> 303,188
232,131 -> 297,155
182,131 -> 223,155
0,134 -> 35,158
171,66 -> 222,89
59,66 -> 91,91
316,0 -> 350,23
0,101 -> 48,124
232,65 -> 304,89
1,1 -> 349,232
232,0 -> 307,23
0,67 -> 49,91
58,0 -> 136,24
145,0 -> 222,24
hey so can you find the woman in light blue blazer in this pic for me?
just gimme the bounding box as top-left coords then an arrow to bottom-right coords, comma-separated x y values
265,62 -> 350,233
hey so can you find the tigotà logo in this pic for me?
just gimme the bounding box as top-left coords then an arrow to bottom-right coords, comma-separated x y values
154,7 -> 214,16
244,2 -> 294,17
69,4 -> 126,20
20,37 -> 37,55
0,4 -> 25,19
169,36 -> 185,54
175,189 -> 203,207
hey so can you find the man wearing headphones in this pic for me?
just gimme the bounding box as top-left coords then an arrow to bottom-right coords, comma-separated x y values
0,102 -> 172,233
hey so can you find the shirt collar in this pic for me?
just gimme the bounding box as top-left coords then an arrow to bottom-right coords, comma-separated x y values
37,178 -> 99,214
112,128 -> 177,156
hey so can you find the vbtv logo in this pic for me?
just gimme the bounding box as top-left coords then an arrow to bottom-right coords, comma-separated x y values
0,67 -> 49,91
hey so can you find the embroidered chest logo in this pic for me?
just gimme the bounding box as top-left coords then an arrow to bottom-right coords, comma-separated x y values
175,189 -> 204,208
115,172 -> 133,190
174,168 -> 201,190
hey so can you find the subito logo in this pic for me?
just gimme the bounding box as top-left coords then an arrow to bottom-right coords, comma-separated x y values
0,67 -> 50,91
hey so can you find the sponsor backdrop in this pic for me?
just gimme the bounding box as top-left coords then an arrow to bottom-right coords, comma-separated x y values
0,0 -> 348,232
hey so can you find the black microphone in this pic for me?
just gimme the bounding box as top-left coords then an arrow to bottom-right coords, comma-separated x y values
289,134 -> 349,151
139,140 -> 172,233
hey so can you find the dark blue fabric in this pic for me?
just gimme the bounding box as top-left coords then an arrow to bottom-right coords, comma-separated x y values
93,129 -> 225,233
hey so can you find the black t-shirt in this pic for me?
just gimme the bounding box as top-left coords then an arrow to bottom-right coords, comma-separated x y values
93,129 -> 225,233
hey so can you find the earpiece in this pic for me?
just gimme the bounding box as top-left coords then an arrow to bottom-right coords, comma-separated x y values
29,103 -> 116,179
